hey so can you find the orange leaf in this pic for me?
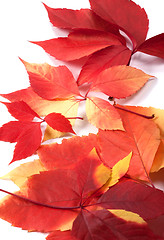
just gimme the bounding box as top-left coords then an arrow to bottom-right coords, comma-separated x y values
21,60 -> 80,99
90,65 -> 152,98
98,105 -> 160,181
86,97 -> 124,130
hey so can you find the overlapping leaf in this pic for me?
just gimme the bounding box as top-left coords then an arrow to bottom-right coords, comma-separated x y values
77,45 -> 132,86
32,30 -> 123,61
86,97 -> 124,130
0,101 -> 75,163
137,33 -> 164,58
89,65 -> 152,98
89,0 -> 149,48
43,4 -> 118,33
97,105 -> 160,181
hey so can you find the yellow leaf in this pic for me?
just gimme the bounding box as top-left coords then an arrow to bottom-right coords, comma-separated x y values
94,152 -> 132,192
109,209 -> 145,224
0,160 -> 45,188
108,152 -> 132,187
151,139 -> 164,172
43,99 -> 79,141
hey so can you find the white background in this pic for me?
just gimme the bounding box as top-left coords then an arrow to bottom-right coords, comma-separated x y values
0,0 -> 164,239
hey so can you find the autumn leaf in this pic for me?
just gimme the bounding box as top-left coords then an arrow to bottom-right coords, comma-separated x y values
0,149 -> 109,232
31,29 -> 122,61
1,100 -> 40,121
89,65 -> 152,98
98,179 -> 164,220
77,45 -> 132,86
0,159 -> 45,188
89,0 -> 149,48
43,4 -> 118,34
72,209 -> 159,240
38,134 -> 97,169
0,88 -> 79,140
137,33 -> 164,59
86,97 -> 124,130
20,60 -> 80,99
44,112 -> 75,134
119,105 -> 164,172
47,230 -> 77,240
97,105 -> 160,181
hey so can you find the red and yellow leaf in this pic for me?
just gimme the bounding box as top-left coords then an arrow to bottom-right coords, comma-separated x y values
97,105 -> 160,181
86,97 -> 124,130
21,60 -> 80,99
72,209 -> 158,239
90,65 -> 152,98
38,134 -> 97,170
98,179 -> 164,220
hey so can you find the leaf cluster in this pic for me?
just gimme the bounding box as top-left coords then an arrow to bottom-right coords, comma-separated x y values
0,0 -> 164,239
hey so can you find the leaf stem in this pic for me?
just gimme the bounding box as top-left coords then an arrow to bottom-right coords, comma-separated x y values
114,105 -> 155,119
0,189 -> 81,210
67,117 -> 83,120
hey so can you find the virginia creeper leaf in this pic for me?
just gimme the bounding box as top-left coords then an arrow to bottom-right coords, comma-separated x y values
89,0 -> 149,48
31,29 -> 122,61
137,33 -> 164,59
86,97 -> 124,130
0,159 -> 45,187
0,149 -> 107,232
118,105 -> 164,172
77,45 -> 132,86
72,209 -> 158,239
97,105 -> 160,181
43,4 -> 118,34
1,101 -> 40,121
21,60 -> 80,99
98,179 -> 164,220
44,112 -> 75,134
38,134 -> 97,169
11,122 -> 42,163
0,88 -> 79,140
47,230 -> 77,240
0,121 -> 36,143
90,65 -> 152,99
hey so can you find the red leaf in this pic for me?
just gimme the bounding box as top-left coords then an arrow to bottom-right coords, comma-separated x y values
38,134 -> 97,169
0,170 -> 80,232
43,4 -> 118,34
0,152 -> 103,231
98,179 -> 164,220
90,65 -> 152,99
89,0 -> 149,48
97,105 -> 160,181
11,122 -> 42,163
0,121 -> 37,143
137,33 -> 164,59
31,29 -> 122,61
77,45 -> 132,86
1,101 -> 40,121
47,230 -> 77,240
72,209 -> 159,239
21,60 -> 80,99
44,112 -> 75,134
